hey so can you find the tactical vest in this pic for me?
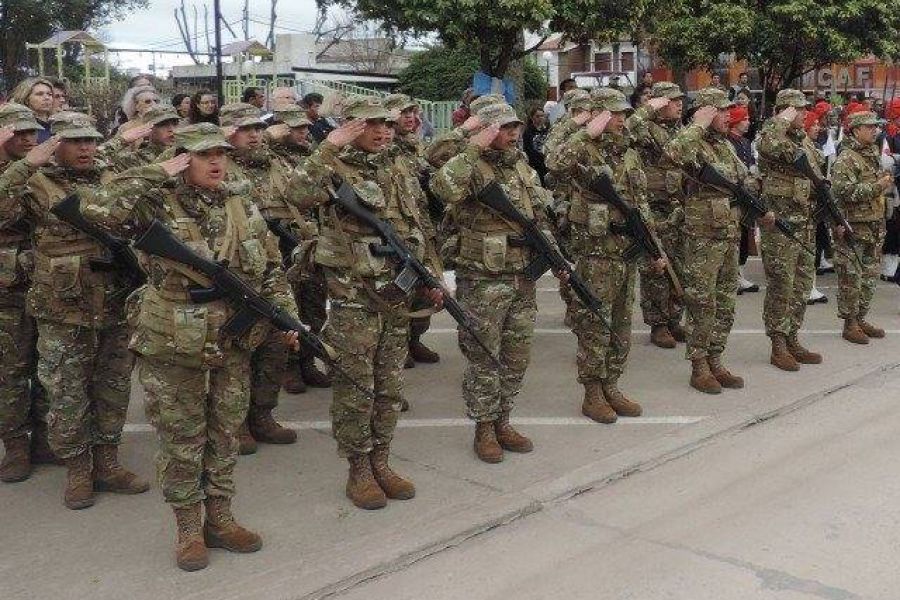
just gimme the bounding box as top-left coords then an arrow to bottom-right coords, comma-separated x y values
0,161 -> 30,289
26,169 -> 125,328
131,188 -> 274,368
758,130 -> 814,222
838,145 -> 885,223
683,135 -> 745,241
640,121 -> 683,208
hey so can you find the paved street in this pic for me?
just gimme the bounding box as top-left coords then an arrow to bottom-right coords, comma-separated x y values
2,259 -> 900,600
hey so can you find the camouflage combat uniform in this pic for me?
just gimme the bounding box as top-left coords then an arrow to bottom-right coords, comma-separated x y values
831,111 -> 887,336
98,106 -> 180,172
0,104 -> 52,481
551,88 -> 649,421
756,90 -> 820,364
665,89 -> 749,391
627,83 -> 686,338
432,103 -> 552,435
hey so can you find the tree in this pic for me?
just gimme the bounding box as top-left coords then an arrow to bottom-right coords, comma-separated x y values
651,0 -> 900,105
0,0 -> 149,89
396,46 -> 480,101
318,0 -> 649,80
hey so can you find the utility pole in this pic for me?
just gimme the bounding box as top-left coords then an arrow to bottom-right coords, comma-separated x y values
243,0 -> 249,40
214,0 -> 224,104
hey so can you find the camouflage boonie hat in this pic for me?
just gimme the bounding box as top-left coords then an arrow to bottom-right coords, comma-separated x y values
384,93 -> 419,113
591,87 -> 632,113
141,105 -> 180,127
651,82 -> 684,100
847,111 -> 884,129
692,87 -> 734,110
469,94 -> 506,115
274,105 -> 311,128
562,88 -> 591,111
49,111 -> 103,140
219,102 -> 266,128
476,103 -> 523,127
0,103 -> 40,132
342,95 -> 389,121
775,89 -> 811,109
175,122 -> 233,152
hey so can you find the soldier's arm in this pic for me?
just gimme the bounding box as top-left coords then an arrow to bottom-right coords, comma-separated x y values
431,145 -> 482,206
547,129 -> 589,175
832,156 -> 880,207
424,128 -> 468,169
80,165 -> 170,237
756,119 -> 797,164
284,141 -> 340,210
0,159 -> 39,226
625,105 -> 655,148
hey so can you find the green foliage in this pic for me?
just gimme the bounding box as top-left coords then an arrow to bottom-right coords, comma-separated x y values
522,57 -> 548,101
396,46 -> 480,101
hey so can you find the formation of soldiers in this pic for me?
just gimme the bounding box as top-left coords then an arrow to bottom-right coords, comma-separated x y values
0,77 -> 890,572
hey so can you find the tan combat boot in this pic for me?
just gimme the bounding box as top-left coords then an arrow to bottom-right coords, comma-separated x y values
770,335 -> 800,371
581,383 -> 617,424
237,420 -> 257,455
300,356 -> 332,387
409,338 -> 440,363
92,444 -> 150,494
174,504 -> 208,571
249,409 -> 297,445
203,496 -> 263,553
650,324 -> 676,349
345,454 -> 387,509
370,445 -> 415,500
601,381 -> 642,417
858,318 -> 885,339
690,357 -> 722,394
473,421 -> 503,463
842,318 -> 869,345
494,411 -> 533,453
0,436 -> 31,483
669,321 -> 687,343
787,337 -> 822,364
64,451 -> 95,510
708,355 -> 744,389
30,423 -> 61,465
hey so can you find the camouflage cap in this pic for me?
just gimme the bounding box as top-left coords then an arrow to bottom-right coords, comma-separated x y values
219,102 -> 266,128
847,111 -> 884,129
174,122 -> 233,152
651,82 -> 684,100
385,109 -> 401,123
692,87 -> 734,110
342,95 -> 389,121
49,111 -> 103,140
469,94 -> 506,116
590,87 -> 632,113
476,103 -> 523,127
141,105 -> 180,127
384,93 -> 419,113
562,88 -> 592,111
274,105 -> 311,128
0,103 -> 41,132
775,88 -> 811,109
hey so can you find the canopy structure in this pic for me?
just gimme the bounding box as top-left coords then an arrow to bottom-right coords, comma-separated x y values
26,30 -> 110,84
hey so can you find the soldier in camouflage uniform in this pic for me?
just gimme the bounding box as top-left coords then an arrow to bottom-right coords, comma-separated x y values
627,82 -> 688,348
831,111 -> 891,344
0,112 -> 148,508
0,104 -> 55,483
433,102 -> 563,462
552,88 -> 665,423
99,105 -> 180,172
82,123 -> 301,571
385,93 -> 443,367
291,96 -> 442,509
665,89 -> 775,394
266,104 -> 333,394
757,89 -> 824,369
219,102 -> 301,451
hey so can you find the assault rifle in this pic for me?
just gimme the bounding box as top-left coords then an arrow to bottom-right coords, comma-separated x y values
134,220 -> 373,398
50,194 -> 147,289
588,170 -> 684,299
792,151 -> 863,266
265,218 -> 301,264
698,163 -> 815,256
474,180 -> 617,342
328,178 -> 502,368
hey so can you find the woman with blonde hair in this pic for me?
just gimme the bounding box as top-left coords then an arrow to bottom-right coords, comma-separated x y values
10,77 -> 54,141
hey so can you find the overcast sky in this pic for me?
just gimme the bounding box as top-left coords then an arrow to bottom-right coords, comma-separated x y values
101,0 -> 321,73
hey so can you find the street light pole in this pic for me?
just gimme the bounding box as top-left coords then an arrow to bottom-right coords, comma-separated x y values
214,0 -> 224,105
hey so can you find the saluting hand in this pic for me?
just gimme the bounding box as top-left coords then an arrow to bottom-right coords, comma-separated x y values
776,106 -> 798,123
159,153 -> 192,177
266,123 -> 290,141
469,123 -> 500,149
461,114 -> 483,132
647,97 -> 670,111
692,106 -> 718,128
120,123 -> 153,144
24,135 -> 61,168
325,119 -> 367,148
586,111 -> 612,139
0,126 -> 15,148
572,111 -> 592,126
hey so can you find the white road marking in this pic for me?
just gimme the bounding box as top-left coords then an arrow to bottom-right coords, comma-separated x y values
426,328 -> 900,335
123,415 -> 706,433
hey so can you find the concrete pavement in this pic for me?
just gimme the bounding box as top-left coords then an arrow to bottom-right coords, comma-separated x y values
1,260 -> 898,600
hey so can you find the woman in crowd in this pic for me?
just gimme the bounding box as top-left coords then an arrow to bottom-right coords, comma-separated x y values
172,93 -> 192,123
189,90 -> 219,125
9,77 -> 54,142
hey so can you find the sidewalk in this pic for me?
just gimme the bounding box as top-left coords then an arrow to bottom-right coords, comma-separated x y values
2,262 -> 898,600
